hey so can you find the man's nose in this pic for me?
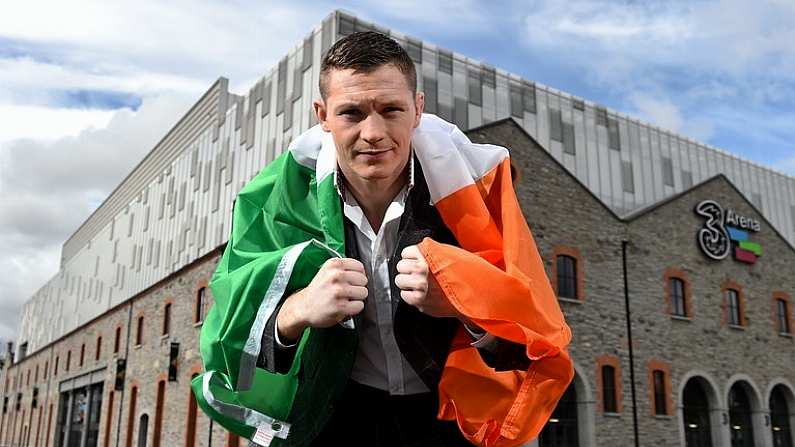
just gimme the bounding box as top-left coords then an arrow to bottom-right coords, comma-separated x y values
360,114 -> 386,146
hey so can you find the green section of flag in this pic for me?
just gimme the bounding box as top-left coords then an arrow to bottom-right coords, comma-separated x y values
739,240 -> 762,256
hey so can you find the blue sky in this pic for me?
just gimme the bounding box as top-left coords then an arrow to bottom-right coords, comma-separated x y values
0,0 -> 793,340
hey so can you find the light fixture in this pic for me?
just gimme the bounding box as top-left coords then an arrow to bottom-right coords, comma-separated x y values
732,425 -> 741,430
688,424 -> 698,429
549,418 -> 560,423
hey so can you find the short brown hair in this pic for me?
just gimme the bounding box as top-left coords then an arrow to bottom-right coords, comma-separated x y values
319,31 -> 417,100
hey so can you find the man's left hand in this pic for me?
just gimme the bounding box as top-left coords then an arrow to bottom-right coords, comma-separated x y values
395,245 -> 458,318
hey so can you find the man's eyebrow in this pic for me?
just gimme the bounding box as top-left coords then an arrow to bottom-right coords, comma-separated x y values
334,98 -> 408,110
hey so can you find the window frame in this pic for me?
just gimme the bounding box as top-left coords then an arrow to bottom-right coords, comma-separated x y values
135,315 -> 144,346
772,292 -> 792,335
721,281 -> 747,328
648,359 -> 672,416
551,246 -> 583,302
596,355 -> 622,414
162,302 -> 172,336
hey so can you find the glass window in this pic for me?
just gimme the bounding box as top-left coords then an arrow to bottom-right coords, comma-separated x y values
338,15 -> 355,36
727,289 -> 741,326
607,118 -> 621,150
454,97 -> 468,129
438,50 -> 453,75
662,157 -> 675,187
573,99 -> 585,111
595,107 -> 608,127
406,39 -> 422,64
777,299 -> 790,334
196,288 -> 208,324
482,66 -> 496,88
136,316 -> 144,346
113,327 -> 121,354
602,365 -> 617,413
670,278 -> 686,317
302,37 -> 313,71
653,370 -> 667,415
563,123 -> 576,155
95,336 -> 102,361
509,83 -> 523,118
423,76 -> 437,114
556,255 -> 577,299
622,161 -> 635,193
163,303 -> 171,336
549,109 -> 563,142
276,58 -> 287,114
467,70 -> 482,106
523,83 -> 536,114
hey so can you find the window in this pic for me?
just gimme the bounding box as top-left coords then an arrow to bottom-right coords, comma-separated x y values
482,66 -> 496,88
126,386 -> 138,447
556,255 -> 578,300
622,161 -> 635,193
114,326 -> 121,354
406,39 -> 422,64
509,83 -> 523,118
549,109 -> 563,142
653,370 -> 667,415
79,344 -> 85,367
523,82 -> 536,114
186,373 -> 200,447
467,70 -> 482,106
153,381 -> 166,447
163,303 -> 171,336
607,118 -> 620,150
44,361 -> 48,380
65,351 -> 71,372
602,365 -> 617,413
727,289 -> 741,326
96,336 -> 102,361
54,356 -> 59,377
423,76 -> 437,114
670,278 -> 686,317
438,50 -> 453,75
196,288 -> 208,324
562,122 -> 576,155
662,157 -> 674,187
136,316 -> 144,346
776,298 -> 791,334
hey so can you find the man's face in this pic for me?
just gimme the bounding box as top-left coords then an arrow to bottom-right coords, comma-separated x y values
314,64 -> 424,186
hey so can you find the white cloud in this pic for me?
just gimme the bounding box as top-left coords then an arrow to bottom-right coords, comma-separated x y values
0,92 -> 193,340
0,105 -> 115,143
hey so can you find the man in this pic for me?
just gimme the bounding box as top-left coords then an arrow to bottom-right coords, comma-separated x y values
194,32 -> 573,447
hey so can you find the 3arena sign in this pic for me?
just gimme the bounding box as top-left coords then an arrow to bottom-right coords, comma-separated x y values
694,200 -> 762,264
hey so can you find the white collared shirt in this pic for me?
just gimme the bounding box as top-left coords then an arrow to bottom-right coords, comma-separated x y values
276,152 -> 495,395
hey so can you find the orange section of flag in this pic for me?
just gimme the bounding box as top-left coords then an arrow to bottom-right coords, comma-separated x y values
418,157 -> 573,446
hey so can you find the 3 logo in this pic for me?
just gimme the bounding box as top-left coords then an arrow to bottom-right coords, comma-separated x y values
694,200 -> 762,264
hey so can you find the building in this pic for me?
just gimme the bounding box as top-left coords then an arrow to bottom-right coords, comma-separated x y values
0,9 -> 793,447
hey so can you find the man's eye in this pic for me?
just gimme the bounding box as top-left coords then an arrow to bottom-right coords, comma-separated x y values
340,109 -> 361,117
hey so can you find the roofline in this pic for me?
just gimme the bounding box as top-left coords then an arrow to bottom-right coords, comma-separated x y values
464,117 -> 625,222
622,173 -> 795,253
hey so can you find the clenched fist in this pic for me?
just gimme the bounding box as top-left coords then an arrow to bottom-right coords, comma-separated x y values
395,245 -> 460,318
276,257 -> 368,343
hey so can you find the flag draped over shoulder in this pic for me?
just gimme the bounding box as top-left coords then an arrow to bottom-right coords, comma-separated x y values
192,113 -> 573,447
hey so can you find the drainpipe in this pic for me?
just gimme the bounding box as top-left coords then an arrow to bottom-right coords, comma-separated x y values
115,301 -> 134,447
622,240 -> 640,447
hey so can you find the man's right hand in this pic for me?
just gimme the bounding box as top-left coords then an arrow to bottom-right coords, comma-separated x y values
276,257 -> 368,344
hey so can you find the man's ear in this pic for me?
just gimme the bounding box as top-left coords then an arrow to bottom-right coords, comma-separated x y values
413,91 -> 425,128
313,100 -> 331,132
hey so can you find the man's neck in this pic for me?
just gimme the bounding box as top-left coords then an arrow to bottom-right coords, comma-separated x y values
342,164 -> 409,233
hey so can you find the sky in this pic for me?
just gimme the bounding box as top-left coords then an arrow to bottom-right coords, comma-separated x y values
1,0 -> 794,344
